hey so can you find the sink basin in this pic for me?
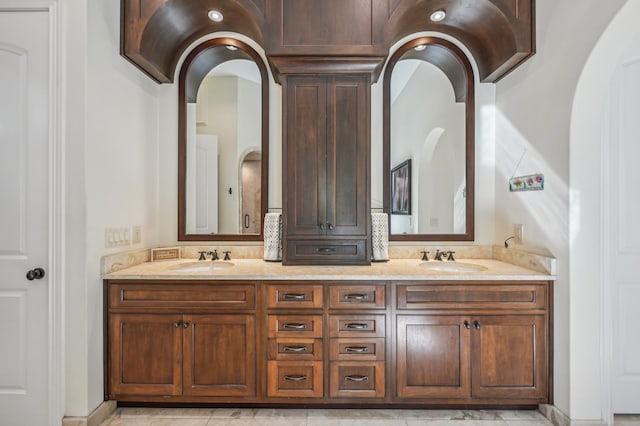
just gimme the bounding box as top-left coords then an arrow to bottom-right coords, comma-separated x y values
419,262 -> 488,273
172,261 -> 235,272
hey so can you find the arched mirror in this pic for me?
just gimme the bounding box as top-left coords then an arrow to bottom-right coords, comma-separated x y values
178,38 -> 269,241
383,37 -> 474,241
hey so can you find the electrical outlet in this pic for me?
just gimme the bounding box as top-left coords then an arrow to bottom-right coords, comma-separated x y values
105,227 -> 131,248
513,224 -> 524,245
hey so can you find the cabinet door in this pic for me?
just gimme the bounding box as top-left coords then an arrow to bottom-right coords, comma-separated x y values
396,315 -> 471,398
470,315 -> 547,400
325,76 -> 369,236
109,313 -> 182,397
182,315 -> 256,397
285,76 -> 327,237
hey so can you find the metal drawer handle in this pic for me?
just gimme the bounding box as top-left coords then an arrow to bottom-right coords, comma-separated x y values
345,346 -> 369,353
344,375 -> 369,382
317,247 -> 336,253
283,293 -> 306,300
283,346 -> 308,353
344,294 -> 367,301
344,323 -> 368,330
283,323 -> 307,330
284,375 -> 307,382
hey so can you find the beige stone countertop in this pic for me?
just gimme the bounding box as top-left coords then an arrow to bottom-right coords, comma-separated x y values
102,258 -> 555,281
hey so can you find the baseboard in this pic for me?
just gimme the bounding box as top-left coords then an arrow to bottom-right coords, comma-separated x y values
62,401 -> 117,426
539,405 -> 607,426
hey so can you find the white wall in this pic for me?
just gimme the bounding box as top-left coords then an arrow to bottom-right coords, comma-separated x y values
65,0 -> 160,416
494,0 -> 627,420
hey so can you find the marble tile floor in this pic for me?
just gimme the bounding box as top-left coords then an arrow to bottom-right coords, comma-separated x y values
99,408 -> 557,426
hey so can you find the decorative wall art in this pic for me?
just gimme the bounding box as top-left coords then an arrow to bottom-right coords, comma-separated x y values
391,159 -> 411,214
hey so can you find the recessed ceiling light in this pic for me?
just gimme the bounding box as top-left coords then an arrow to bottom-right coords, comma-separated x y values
226,45 -> 238,51
430,9 -> 446,22
414,44 -> 427,51
208,10 -> 223,22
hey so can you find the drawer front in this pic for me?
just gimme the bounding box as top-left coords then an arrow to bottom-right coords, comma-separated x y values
268,338 -> 323,361
397,283 -> 548,310
329,315 -> 385,338
329,361 -> 385,398
266,284 -> 323,309
329,285 -> 385,309
267,361 -> 323,398
285,239 -> 369,265
329,338 -> 385,361
109,283 -> 256,309
268,315 -> 323,338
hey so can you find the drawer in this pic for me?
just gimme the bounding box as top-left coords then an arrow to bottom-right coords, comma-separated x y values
329,315 -> 385,338
329,338 -> 385,361
268,338 -> 323,361
329,361 -> 385,398
285,239 -> 369,265
267,361 -> 323,398
268,315 -> 323,338
329,285 -> 385,309
266,284 -> 323,309
108,283 -> 255,309
397,283 -> 548,310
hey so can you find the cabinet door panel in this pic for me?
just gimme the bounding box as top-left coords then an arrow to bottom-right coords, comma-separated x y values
471,315 -> 547,400
182,315 -> 256,397
109,314 -> 182,396
286,77 -> 326,236
396,315 -> 470,398
326,77 -> 369,236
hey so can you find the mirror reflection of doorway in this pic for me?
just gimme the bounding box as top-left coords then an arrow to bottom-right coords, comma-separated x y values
240,151 -> 261,234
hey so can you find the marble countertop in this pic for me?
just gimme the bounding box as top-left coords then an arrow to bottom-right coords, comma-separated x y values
102,258 -> 555,281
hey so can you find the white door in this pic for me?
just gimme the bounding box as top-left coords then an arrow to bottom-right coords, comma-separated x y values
0,9 -> 50,425
610,54 -> 640,413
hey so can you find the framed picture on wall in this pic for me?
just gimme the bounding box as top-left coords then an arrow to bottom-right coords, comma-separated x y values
391,159 -> 411,215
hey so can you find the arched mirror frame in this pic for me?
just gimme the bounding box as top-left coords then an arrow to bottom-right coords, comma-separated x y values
178,37 -> 269,241
383,36 -> 475,241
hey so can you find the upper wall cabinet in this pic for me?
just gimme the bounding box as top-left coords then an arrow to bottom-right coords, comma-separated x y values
121,0 -> 535,84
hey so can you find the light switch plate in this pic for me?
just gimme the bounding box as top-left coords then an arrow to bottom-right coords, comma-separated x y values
513,224 -> 523,245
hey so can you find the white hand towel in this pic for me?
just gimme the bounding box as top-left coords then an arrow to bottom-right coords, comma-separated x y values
371,212 -> 389,261
263,213 -> 282,261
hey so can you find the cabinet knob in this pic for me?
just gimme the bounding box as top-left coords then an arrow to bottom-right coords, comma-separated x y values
319,223 -> 325,230
344,375 -> 368,382
344,323 -> 368,330
183,322 -> 190,328
327,223 -> 334,231
283,346 -> 308,353
473,320 -> 481,330
282,323 -> 306,330
173,321 -> 181,328
463,320 -> 471,330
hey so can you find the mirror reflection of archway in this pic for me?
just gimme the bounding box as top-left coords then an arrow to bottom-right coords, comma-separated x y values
239,149 -> 262,234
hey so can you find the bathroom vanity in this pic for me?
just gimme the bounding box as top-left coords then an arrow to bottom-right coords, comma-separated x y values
103,258 -> 553,407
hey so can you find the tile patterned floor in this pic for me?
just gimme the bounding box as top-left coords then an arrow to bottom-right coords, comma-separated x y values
99,408 -> 556,425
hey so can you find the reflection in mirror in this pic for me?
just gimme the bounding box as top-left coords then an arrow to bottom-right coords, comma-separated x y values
178,39 -> 269,241
383,37 -> 474,241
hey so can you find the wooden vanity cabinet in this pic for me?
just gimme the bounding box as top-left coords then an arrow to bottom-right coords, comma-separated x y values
282,75 -> 371,265
395,281 -> 551,404
105,281 -> 257,402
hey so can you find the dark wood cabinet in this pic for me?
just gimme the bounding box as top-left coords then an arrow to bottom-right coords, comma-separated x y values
395,282 -> 551,404
283,75 -> 370,265
105,281 -> 257,401
105,278 -> 551,406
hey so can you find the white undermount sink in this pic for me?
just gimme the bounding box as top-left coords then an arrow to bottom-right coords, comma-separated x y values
172,261 -> 235,272
419,261 -> 488,273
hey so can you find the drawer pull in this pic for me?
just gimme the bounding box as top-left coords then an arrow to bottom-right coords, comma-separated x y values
344,293 -> 367,301
344,323 -> 368,330
345,346 -> 369,353
284,375 -> 307,382
283,346 -> 308,353
283,323 -> 307,330
344,375 -> 369,382
283,293 -> 306,301
317,247 -> 336,253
